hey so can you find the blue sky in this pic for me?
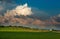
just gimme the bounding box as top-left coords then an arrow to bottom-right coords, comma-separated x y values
0,0 -> 60,16
14,0 -> 60,16
0,0 -> 60,30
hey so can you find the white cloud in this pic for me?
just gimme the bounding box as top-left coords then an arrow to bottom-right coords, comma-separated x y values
57,14 -> 60,17
15,3 -> 32,16
0,6 -> 4,11
5,3 -> 32,16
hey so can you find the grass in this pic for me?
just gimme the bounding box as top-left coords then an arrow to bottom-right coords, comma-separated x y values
0,27 -> 49,32
0,32 -> 60,39
0,26 -> 60,39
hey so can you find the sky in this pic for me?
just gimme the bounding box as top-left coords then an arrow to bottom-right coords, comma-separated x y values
0,0 -> 60,30
14,0 -> 60,16
0,0 -> 60,16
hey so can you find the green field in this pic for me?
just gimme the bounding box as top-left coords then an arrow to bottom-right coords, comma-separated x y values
0,32 -> 60,39
0,26 -> 49,32
0,27 -> 60,39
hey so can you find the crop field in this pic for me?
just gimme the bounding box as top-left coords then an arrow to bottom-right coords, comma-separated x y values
0,32 -> 60,39
0,26 -> 49,32
0,27 -> 60,39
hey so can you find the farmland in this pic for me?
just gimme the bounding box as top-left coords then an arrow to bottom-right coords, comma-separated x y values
0,32 -> 60,39
0,26 -> 49,32
0,26 -> 60,39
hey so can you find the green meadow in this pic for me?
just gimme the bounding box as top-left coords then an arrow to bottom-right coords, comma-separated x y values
0,26 -> 49,32
0,32 -> 60,39
0,26 -> 60,39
